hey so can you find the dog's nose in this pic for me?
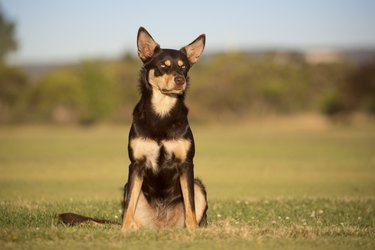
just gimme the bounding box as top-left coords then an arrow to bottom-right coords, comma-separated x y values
174,76 -> 185,86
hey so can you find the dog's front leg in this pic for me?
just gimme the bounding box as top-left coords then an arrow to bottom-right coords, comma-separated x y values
122,164 -> 143,232
180,164 -> 198,229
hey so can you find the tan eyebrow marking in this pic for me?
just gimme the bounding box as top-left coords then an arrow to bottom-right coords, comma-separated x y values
164,60 -> 171,66
177,60 -> 184,67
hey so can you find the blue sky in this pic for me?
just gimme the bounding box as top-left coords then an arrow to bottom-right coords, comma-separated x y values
2,0 -> 375,64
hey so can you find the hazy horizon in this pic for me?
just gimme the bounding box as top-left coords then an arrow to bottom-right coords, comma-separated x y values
2,0 -> 375,65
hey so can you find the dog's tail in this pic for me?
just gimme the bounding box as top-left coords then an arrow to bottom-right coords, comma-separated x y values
58,213 -> 120,226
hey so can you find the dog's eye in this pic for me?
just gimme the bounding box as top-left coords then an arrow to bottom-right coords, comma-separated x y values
180,65 -> 186,69
160,64 -> 169,69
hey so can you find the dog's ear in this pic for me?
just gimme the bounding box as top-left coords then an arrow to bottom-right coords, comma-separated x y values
180,34 -> 206,66
137,27 -> 160,63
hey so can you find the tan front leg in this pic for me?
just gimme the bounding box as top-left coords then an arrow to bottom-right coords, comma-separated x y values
122,174 -> 143,232
180,172 -> 198,229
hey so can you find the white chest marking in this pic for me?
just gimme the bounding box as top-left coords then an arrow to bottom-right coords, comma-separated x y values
130,138 -> 191,172
151,89 -> 177,117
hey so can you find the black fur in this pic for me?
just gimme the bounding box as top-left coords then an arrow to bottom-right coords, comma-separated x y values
58,213 -> 119,225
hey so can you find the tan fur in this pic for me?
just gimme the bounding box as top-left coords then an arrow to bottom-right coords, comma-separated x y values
137,30 -> 159,61
148,69 -> 184,117
148,69 -> 179,91
133,190 -> 158,229
164,60 -> 171,66
130,138 -> 159,172
131,138 -> 191,170
154,203 -> 185,228
182,36 -> 205,65
151,88 -> 177,117
133,196 -> 185,229
177,60 -> 185,67
129,182 -> 206,229
162,139 -> 191,162
122,174 -> 144,231
194,184 -> 207,223
180,173 -> 198,228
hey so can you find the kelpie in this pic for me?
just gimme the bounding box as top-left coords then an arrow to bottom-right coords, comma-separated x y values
59,27 -> 208,231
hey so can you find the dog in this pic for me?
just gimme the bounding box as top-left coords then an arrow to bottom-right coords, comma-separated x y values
59,27 -> 208,231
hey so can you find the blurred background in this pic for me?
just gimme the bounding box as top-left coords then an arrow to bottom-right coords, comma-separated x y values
0,1 -> 375,204
1,0 -> 374,125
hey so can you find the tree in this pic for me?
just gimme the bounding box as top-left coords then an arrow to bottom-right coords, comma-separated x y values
30,69 -> 85,123
0,7 -> 17,62
0,7 -> 26,122
0,64 -> 27,121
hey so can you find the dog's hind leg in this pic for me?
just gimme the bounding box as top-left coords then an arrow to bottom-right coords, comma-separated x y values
194,179 -> 208,227
133,190 -> 157,229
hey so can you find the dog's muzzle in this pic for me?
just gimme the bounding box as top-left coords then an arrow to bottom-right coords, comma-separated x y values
174,76 -> 185,86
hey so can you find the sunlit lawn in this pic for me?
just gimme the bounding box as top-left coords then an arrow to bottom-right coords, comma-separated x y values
1,120 -> 374,249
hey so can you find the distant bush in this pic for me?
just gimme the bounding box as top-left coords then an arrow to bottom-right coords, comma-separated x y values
18,61 -> 121,124
188,52 -> 352,118
2,51 -> 375,124
319,90 -> 345,116
25,69 -> 84,123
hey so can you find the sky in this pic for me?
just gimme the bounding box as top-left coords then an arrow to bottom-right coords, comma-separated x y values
1,0 -> 375,64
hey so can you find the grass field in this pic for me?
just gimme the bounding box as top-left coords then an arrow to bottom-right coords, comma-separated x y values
1,118 -> 375,249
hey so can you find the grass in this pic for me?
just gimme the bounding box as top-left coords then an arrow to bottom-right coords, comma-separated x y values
0,119 -> 375,249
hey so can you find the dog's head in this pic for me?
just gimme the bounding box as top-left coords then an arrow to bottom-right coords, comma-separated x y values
137,27 -> 205,95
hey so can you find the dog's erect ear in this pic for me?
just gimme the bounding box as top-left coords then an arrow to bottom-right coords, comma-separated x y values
180,34 -> 206,66
137,27 -> 160,62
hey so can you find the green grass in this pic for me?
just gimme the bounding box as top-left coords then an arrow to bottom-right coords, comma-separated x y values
1,121 -> 375,249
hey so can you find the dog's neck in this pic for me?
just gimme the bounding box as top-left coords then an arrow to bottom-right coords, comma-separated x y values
151,88 -> 178,117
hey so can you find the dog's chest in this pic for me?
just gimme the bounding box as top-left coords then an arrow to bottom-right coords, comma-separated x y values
130,138 -> 191,172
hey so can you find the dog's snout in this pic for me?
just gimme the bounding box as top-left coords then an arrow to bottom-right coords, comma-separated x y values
174,76 -> 185,86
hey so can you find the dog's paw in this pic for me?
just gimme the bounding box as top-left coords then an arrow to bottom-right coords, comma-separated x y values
185,217 -> 198,230
121,221 -> 140,234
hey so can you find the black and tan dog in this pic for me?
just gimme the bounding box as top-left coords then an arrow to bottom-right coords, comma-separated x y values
59,27 -> 207,231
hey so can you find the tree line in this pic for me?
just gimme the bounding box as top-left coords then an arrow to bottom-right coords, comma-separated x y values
1,52 -> 374,124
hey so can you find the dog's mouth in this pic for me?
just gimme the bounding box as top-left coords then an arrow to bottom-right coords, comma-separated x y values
160,83 -> 185,95
160,88 -> 184,95
160,75 -> 186,95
